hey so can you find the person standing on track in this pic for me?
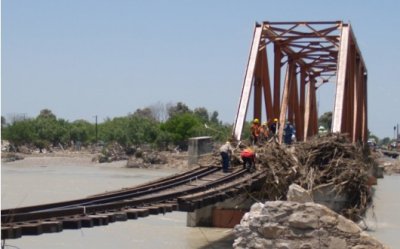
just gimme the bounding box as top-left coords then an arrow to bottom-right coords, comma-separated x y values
219,141 -> 234,173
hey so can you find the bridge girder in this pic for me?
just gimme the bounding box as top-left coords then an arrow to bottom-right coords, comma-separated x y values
233,21 -> 368,144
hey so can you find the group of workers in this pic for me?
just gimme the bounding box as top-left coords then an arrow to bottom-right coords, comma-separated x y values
250,118 -> 295,145
219,141 -> 255,173
219,118 -> 297,173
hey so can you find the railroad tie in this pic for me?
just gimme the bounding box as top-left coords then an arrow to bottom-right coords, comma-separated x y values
40,221 -> 63,233
79,216 -> 94,227
1,226 -> 22,239
147,206 -> 160,215
62,217 -> 82,229
112,211 -> 128,221
88,215 -> 109,226
20,223 -> 43,236
125,209 -> 139,219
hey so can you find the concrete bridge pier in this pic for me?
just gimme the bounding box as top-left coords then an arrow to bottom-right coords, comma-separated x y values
186,194 -> 254,228
186,136 -> 254,228
188,136 -> 213,166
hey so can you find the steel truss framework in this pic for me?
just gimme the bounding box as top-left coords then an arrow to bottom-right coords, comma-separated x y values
233,21 -> 368,144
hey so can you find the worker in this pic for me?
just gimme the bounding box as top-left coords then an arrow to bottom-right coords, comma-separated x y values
283,121 -> 295,145
240,147 -> 256,172
258,122 -> 269,143
269,118 -> 278,137
250,118 -> 261,145
219,141 -> 234,173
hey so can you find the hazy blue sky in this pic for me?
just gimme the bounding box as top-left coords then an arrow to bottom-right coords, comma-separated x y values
2,0 -> 399,139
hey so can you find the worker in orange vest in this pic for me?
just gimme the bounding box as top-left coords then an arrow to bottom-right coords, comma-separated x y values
240,147 -> 256,172
258,122 -> 269,143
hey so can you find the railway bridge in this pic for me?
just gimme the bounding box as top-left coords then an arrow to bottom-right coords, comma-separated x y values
2,21 -> 368,240
2,166 -> 266,239
233,21 -> 367,144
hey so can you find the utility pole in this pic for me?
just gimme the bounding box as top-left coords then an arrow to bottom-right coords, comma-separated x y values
394,125 -> 397,141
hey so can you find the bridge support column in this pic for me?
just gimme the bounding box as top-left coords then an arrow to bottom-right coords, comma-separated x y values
186,194 -> 254,228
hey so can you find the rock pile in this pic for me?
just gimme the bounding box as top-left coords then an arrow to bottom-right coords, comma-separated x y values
233,201 -> 388,249
126,150 -> 168,168
1,152 -> 24,162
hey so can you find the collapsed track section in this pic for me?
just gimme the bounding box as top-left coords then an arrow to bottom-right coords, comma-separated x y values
1,166 -> 267,239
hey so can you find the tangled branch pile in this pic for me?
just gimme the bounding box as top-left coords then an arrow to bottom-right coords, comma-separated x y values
256,133 -> 374,221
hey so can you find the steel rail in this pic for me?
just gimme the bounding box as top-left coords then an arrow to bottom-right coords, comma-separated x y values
2,167 -> 247,223
1,166 -> 218,216
2,166 -> 264,240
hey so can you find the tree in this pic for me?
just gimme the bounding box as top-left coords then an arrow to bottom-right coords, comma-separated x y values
318,112 -> 332,130
149,101 -> 169,122
99,117 -> 130,146
368,133 -> 379,144
379,137 -> 391,146
3,119 -> 37,146
132,107 -> 156,121
161,113 -> 201,149
126,115 -> 159,146
194,107 -> 209,123
70,120 -> 94,145
1,116 -> 6,128
210,111 -> 220,124
167,102 -> 191,118
38,109 -> 56,120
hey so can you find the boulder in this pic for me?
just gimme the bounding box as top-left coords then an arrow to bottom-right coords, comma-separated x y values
233,201 -> 388,249
286,184 -> 313,203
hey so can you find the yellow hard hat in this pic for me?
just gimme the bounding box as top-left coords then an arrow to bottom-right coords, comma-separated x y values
273,118 -> 278,122
253,118 -> 259,124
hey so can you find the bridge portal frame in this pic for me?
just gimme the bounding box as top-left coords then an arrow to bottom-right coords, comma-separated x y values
232,21 -> 368,144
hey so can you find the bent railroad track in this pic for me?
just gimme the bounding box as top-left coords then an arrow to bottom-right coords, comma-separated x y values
2,166 -> 267,239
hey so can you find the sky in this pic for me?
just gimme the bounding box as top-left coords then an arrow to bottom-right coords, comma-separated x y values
1,0 -> 400,139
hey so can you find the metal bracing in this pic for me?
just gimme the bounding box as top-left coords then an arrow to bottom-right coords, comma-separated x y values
233,25 -> 262,140
232,21 -> 368,144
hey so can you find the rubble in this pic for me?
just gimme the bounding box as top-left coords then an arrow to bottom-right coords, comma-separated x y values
199,134 -> 375,221
233,201 -> 388,249
1,152 -> 24,162
375,157 -> 400,175
256,134 -> 374,221
286,184 -> 313,203
126,150 -> 168,168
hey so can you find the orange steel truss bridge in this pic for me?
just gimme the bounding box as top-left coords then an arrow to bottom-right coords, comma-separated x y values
1,21 -> 368,240
233,21 -> 368,144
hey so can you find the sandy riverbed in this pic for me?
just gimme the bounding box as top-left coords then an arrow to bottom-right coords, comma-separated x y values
1,149 -> 193,170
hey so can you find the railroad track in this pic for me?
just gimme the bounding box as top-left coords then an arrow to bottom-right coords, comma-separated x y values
1,166 -> 267,240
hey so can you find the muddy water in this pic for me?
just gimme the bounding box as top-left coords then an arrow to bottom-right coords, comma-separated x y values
2,157 -> 400,248
365,174 -> 400,248
1,157 -> 234,249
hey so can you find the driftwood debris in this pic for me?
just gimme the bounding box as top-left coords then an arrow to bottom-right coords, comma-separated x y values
257,134 -> 374,221
205,134 -> 375,221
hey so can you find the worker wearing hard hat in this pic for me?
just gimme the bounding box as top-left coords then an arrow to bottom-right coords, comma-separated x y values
250,118 -> 261,145
269,118 -> 278,137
